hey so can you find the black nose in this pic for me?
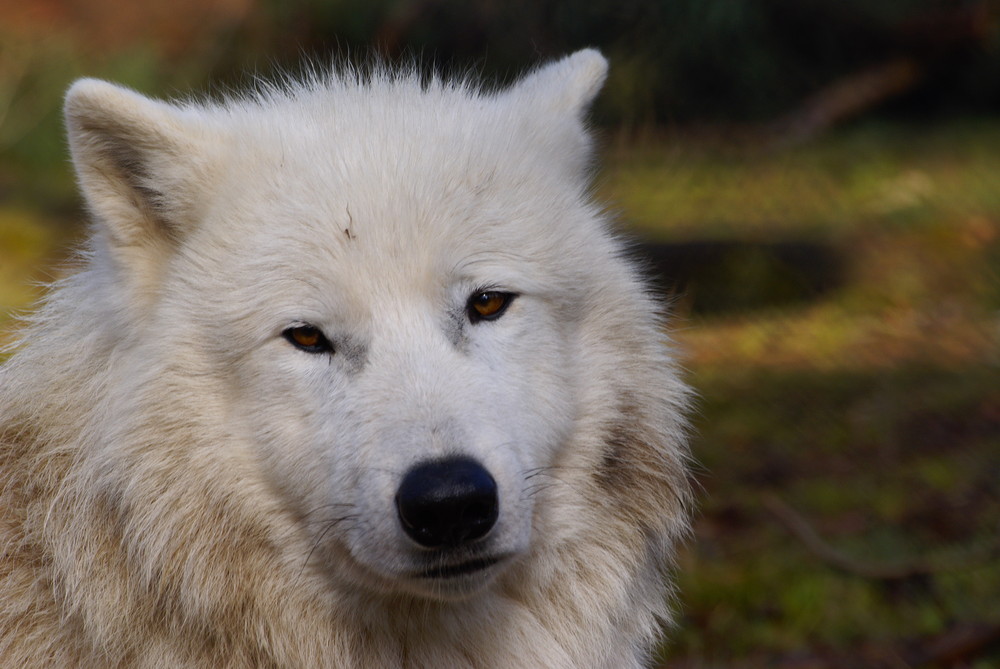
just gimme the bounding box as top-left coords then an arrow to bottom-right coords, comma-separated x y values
395,456 -> 499,548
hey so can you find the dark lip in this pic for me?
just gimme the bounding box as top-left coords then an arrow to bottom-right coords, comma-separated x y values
419,555 -> 502,579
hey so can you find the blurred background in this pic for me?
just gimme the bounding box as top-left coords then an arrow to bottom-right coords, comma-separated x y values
1,1 -> 998,666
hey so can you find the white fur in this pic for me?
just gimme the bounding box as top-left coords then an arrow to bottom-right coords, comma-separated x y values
0,50 -> 691,668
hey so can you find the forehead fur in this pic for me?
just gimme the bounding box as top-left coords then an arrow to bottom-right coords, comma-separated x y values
183,55 -> 608,278
199,60 -> 600,199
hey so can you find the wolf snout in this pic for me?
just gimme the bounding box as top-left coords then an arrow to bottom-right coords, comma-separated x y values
395,456 -> 499,548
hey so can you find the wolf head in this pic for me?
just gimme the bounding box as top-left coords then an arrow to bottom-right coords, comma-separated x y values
53,50 -> 689,663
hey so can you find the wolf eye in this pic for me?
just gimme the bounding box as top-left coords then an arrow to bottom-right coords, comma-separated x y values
467,291 -> 516,323
283,324 -> 333,354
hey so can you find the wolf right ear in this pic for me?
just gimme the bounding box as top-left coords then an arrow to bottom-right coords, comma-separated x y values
64,80 -> 214,270
509,49 -> 608,119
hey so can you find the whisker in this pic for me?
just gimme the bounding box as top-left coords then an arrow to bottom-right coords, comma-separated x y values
523,482 -> 558,499
296,514 -> 360,582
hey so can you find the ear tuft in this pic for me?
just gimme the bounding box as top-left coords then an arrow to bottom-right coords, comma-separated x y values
511,49 -> 609,117
556,49 -> 609,109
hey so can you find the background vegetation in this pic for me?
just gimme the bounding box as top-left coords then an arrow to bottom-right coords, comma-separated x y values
1,1 -> 998,666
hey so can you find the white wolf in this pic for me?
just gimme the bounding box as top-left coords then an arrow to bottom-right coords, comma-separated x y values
0,50 -> 691,668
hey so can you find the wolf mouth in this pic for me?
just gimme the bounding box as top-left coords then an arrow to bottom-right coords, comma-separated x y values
419,556 -> 501,579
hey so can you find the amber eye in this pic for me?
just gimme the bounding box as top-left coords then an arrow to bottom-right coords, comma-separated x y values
283,324 -> 333,354
467,291 -> 516,323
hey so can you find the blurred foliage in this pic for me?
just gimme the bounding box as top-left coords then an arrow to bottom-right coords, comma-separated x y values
208,0 -> 1000,126
0,34 -> 206,208
0,207 -> 67,321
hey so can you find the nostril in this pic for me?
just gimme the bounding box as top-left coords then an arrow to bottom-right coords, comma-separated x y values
395,456 -> 499,548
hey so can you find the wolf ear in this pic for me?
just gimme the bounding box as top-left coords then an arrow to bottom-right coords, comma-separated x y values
64,79 -> 212,263
510,49 -> 608,118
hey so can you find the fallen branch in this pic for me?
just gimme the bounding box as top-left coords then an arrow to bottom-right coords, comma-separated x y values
908,623 -> 1000,667
762,493 -> 999,583
771,57 -> 923,145
766,1 -> 995,144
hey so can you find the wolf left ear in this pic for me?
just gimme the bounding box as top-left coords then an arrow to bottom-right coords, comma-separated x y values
64,80 -> 213,267
509,49 -> 608,118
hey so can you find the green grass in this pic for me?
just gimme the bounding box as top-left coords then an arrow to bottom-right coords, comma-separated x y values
600,121 -> 1000,242
668,367 -> 1000,666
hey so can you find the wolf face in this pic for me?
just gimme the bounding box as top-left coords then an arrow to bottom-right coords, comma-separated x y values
64,51 -> 618,601
197,155 -> 588,600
